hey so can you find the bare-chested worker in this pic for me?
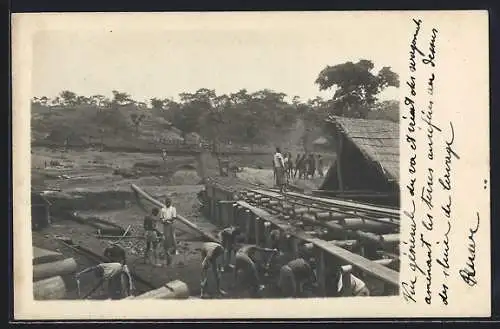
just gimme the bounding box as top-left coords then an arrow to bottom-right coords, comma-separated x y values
327,265 -> 370,297
278,257 -> 317,298
217,225 -> 242,271
200,241 -> 226,298
234,244 -> 278,297
75,258 -> 134,299
143,208 -> 162,265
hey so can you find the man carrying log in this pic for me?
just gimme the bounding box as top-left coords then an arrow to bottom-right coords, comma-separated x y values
233,244 -> 278,297
143,207 -> 163,266
160,197 -> 178,266
278,257 -> 317,298
75,260 -> 134,300
200,241 -> 226,298
217,225 -> 242,271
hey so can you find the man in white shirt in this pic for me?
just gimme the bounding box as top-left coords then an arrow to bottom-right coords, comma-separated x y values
273,147 -> 286,193
328,265 -> 370,297
160,197 -> 178,266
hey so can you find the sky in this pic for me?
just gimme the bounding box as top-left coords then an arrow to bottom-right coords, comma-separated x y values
31,12 -> 404,104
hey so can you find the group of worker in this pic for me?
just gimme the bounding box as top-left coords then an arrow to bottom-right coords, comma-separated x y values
198,224 -> 370,299
74,197 -> 179,299
74,196 -> 370,299
273,147 -> 324,192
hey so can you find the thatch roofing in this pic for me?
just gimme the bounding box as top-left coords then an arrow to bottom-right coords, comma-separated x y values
326,115 -> 399,183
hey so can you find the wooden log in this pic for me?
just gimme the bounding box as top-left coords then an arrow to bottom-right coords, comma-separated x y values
33,258 -> 77,281
126,280 -> 189,299
33,276 -> 66,300
380,233 -> 400,244
33,247 -> 64,265
301,213 -> 318,224
331,240 -> 358,248
293,207 -> 309,215
342,258 -> 394,273
357,231 -> 400,247
315,212 -> 332,220
269,200 -> 279,206
339,218 -> 394,234
260,198 -> 271,203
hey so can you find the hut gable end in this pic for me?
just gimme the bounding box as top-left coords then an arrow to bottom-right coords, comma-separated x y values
327,115 -> 399,184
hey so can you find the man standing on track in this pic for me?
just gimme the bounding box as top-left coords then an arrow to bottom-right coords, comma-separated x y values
200,241 -> 226,298
273,147 -> 286,193
160,197 -> 178,266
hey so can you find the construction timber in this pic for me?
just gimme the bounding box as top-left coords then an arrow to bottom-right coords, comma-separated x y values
202,177 -> 400,296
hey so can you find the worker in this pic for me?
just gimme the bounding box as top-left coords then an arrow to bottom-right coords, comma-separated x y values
200,241 -> 226,298
327,265 -> 370,297
278,257 -> 317,298
160,197 -> 178,266
293,153 -> 301,178
273,147 -> 286,193
217,225 -> 242,271
308,154 -> 316,179
75,260 -> 134,299
317,154 -> 324,177
234,244 -> 278,297
143,207 -> 162,265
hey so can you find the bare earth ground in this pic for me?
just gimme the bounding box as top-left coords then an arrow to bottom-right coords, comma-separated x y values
31,147 -> 330,299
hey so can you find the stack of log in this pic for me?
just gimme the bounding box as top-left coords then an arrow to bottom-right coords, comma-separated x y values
33,246 -> 77,300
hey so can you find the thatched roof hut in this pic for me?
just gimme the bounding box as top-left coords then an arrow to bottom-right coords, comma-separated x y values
319,115 -> 399,206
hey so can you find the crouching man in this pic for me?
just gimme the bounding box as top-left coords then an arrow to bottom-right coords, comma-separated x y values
200,241 -> 226,298
234,244 -> 278,298
278,257 -> 317,298
75,261 -> 134,299
327,265 -> 370,297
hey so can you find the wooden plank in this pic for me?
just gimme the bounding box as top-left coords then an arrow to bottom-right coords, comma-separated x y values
236,201 -> 399,287
33,247 -> 64,265
310,238 -> 399,286
131,184 -> 220,244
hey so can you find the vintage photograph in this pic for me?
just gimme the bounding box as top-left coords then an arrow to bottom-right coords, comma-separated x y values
28,16 -> 401,302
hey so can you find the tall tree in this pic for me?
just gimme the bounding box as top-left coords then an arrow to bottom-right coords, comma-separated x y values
150,98 -> 164,110
59,90 -> 78,106
111,90 -> 132,105
315,59 -> 399,118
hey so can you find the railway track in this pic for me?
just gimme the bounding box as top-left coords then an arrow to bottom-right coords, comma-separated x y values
239,187 -> 400,256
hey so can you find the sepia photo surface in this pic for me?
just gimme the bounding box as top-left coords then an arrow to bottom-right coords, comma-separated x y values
12,11 -> 490,319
